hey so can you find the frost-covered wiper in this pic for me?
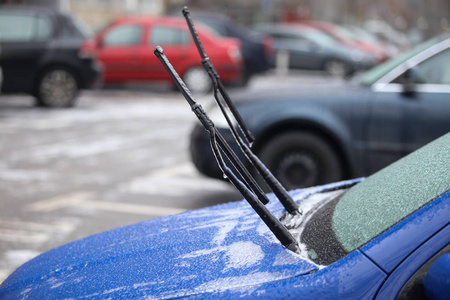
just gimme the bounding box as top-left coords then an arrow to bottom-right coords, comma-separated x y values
154,46 -> 298,252
182,7 -> 300,216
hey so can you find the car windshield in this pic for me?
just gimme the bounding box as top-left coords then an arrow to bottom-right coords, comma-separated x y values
293,133 -> 450,265
359,37 -> 438,85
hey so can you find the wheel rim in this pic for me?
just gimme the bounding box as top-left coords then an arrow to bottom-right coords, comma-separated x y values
40,70 -> 77,107
183,68 -> 210,94
274,152 -> 320,189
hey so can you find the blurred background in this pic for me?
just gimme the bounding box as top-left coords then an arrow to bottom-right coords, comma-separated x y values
3,0 -> 450,44
1,0 -> 450,283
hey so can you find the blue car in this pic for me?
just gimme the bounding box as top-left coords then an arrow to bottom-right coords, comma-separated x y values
0,131 -> 448,298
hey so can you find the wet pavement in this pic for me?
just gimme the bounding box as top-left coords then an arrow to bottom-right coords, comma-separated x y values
0,70 -> 333,282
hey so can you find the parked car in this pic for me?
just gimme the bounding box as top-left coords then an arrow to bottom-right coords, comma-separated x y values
0,6 -> 101,107
255,23 -> 376,77
190,34 -> 450,190
297,20 -> 391,63
0,131 -> 448,298
89,16 -> 243,94
190,12 -> 273,85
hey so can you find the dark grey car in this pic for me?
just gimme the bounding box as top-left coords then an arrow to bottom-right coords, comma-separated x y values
256,24 -> 376,77
190,34 -> 450,190
0,6 -> 101,107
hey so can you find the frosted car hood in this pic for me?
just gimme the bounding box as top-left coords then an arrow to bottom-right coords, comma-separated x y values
0,181 -> 358,299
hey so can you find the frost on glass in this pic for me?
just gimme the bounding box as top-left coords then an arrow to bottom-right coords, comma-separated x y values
333,133 -> 450,252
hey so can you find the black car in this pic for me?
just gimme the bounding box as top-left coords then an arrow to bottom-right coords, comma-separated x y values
191,12 -> 273,85
0,6 -> 101,107
190,34 -> 450,190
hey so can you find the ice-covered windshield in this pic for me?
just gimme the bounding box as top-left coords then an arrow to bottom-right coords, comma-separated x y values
292,133 -> 450,265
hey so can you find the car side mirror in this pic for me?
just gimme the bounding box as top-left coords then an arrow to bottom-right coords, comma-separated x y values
423,253 -> 450,300
401,67 -> 421,96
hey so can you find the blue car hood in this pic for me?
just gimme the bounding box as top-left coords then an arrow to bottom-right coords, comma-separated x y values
0,181 -> 358,299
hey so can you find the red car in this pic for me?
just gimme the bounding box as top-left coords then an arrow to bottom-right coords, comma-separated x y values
86,16 -> 243,93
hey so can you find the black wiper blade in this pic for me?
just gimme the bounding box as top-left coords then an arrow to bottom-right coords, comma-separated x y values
182,7 -> 300,215
154,46 -> 298,252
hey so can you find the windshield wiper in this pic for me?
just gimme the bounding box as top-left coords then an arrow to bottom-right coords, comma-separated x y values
154,46 -> 298,252
153,7 -> 301,252
181,7 -> 300,216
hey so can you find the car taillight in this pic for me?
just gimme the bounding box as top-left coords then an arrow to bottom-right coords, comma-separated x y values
79,39 -> 97,59
227,45 -> 242,63
263,36 -> 274,59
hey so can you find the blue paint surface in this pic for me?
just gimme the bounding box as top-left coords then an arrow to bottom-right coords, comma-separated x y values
424,253 -> 450,300
0,179 -> 448,299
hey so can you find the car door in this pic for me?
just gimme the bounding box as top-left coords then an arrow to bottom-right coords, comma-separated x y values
375,226 -> 449,299
0,10 -> 54,93
367,43 -> 450,173
142,25 -> 192,80
97,23 -> 144,83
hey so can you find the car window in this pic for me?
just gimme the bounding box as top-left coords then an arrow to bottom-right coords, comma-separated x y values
103,24 -> 142,46
150,26 -> 189,46
360,37 -> 438,85
36,16 -> 52,40
298,133 -> 450,265
0,13 -> 52,42
411,48 -> 450,84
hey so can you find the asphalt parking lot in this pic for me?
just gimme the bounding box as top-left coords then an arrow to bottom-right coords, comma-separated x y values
0,70 -> 333,282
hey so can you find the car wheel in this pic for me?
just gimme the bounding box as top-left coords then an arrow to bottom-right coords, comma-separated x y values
183,67 -> 211,94
324,59 -> 349,78
258,131 -> 344,190
36,68 -> 79,107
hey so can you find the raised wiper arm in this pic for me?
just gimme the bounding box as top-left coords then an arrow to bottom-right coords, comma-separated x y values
154,46 -> 298,252
182,6 -> 300,215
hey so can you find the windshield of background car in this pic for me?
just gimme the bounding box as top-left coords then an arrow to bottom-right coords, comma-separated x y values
301,133 -> 450,265
359,36 -> 438,85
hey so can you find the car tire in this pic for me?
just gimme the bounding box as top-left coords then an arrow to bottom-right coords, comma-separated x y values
36,68 -> 79,108
324,59 -> 349,78
258,131 -> 344,190
183,67 -> 211,94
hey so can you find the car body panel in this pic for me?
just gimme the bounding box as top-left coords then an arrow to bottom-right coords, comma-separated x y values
2,175 -> 448,298
2,181 -> 362,299
375,225 -> 450,299
191,250 -> 387,299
